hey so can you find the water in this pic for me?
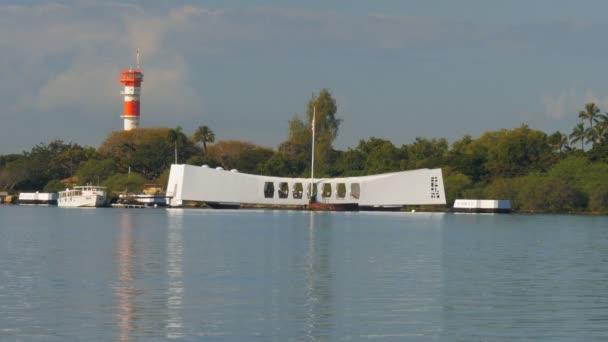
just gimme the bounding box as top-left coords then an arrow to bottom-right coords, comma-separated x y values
1,206 -> 607,341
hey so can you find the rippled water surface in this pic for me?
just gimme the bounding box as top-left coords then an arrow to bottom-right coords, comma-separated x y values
1,206 -> 607,341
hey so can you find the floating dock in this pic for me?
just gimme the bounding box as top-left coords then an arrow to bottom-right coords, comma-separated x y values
453,199 -> 511,213
18,192 -> 58,205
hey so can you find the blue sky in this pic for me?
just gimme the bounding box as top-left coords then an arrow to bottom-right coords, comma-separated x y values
2,0 -> 608,153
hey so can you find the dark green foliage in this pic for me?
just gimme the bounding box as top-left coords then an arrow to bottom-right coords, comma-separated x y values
186,155 -> 213,167
357,138 -> 401,174
43,179 -> 65,193
192,125 -> 215,153
259,152 -> 300,177
445,135 -> 488,182
282,89 -> 341,176
99,127 -> 200,178
76,159 -> 118,185
129,138 -> 172,179
233,148 -> 275,174
406,137 -> 448,169
332,148 -> 365,176
515,174 -> 587,213
588,140 -> 608,163
0,140 -> 94,192
443,170 -> 472,207
485,125 -> 551,178
102,173 -> 147,194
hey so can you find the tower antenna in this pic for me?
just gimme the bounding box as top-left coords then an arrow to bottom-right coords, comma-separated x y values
136,48 -> 142,70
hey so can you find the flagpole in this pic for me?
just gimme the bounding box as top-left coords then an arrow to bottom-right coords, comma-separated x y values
310,106 -> 315,199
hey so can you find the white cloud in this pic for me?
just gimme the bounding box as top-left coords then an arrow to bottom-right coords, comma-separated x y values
582,90 -> 608,113
0,2 -> 204,122
542,92 -> 571,119
542,89 -> 608,120
2,1 -> 608,152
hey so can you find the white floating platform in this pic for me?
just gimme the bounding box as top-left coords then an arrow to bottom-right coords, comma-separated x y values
18,192 -> 58,205
453,199 -> 511,213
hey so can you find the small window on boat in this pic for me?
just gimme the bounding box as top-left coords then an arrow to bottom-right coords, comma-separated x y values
307,183 -> 318,199
350,183 -> 360,199
336,183 -> 346,199
322,183 -> 332,198
264,182 -> 275,198
278,182 -> 289,199
293,183 -> 303,199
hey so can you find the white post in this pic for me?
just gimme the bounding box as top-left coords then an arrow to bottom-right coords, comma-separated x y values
310,106 -> 316,198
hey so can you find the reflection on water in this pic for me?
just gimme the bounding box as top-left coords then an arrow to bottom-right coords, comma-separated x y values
115,209 -> 185,341
304,212 -> 333,341
2,206 -> 608,341
116,211 -> 140,342
166,209 -> 184,339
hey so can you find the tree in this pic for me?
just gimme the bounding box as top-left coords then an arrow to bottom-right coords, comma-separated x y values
192,125 -> 215,154
332,148 -> 365,177
75,159 -> 118,185
444,170 -> 472,207
445,134 -> 488,182
281,89 -> 341,176
103,172 -> 147,194
259,152 -> 298,177
484,125 -> 551,178
6,140 -> 92,191
548,131 -> 570,154
234,147 -> 274,174
407,137 -> 448,169
355,138 -> 400,174
307,89 -> 341,170
593,113 -> 608,144
578,102 -> 600,139
206,140 -> 270,170
167,126 -> 187,164
516,174 -> 587,213
570,122 -> 587,151
0,157 -> 27,192
129,138 -> 172,179
98,128 -> 199,177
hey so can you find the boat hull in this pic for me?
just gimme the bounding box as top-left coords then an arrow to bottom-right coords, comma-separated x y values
58,185 -> 107,208
58,195 -> 106,208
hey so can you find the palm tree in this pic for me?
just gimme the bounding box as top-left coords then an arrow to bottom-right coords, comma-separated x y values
595,125 -> 607,144
570,122 -> 586,151
559,132 -> 570,153
578,103 -> 600,142
594,114 -> 608,144
168,126 -> 185,164
192,125 -> 215,153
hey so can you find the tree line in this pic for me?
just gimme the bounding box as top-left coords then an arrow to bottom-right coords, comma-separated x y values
1,89 -> 607,213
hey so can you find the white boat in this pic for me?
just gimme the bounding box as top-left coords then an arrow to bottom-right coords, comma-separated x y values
58,185 -> 107,208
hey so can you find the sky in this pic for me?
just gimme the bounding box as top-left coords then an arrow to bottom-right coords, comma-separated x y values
2,0 -> 608,153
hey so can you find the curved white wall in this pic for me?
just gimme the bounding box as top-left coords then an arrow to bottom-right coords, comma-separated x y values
166,164 -> 446,208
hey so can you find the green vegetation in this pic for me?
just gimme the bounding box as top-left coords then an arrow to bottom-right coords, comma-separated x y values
1,93 -> 607,213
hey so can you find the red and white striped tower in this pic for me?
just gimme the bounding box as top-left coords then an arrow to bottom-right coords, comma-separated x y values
119,49 -> 144,131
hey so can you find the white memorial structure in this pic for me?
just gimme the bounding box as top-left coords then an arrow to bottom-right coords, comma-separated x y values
166,164 -> 446,210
